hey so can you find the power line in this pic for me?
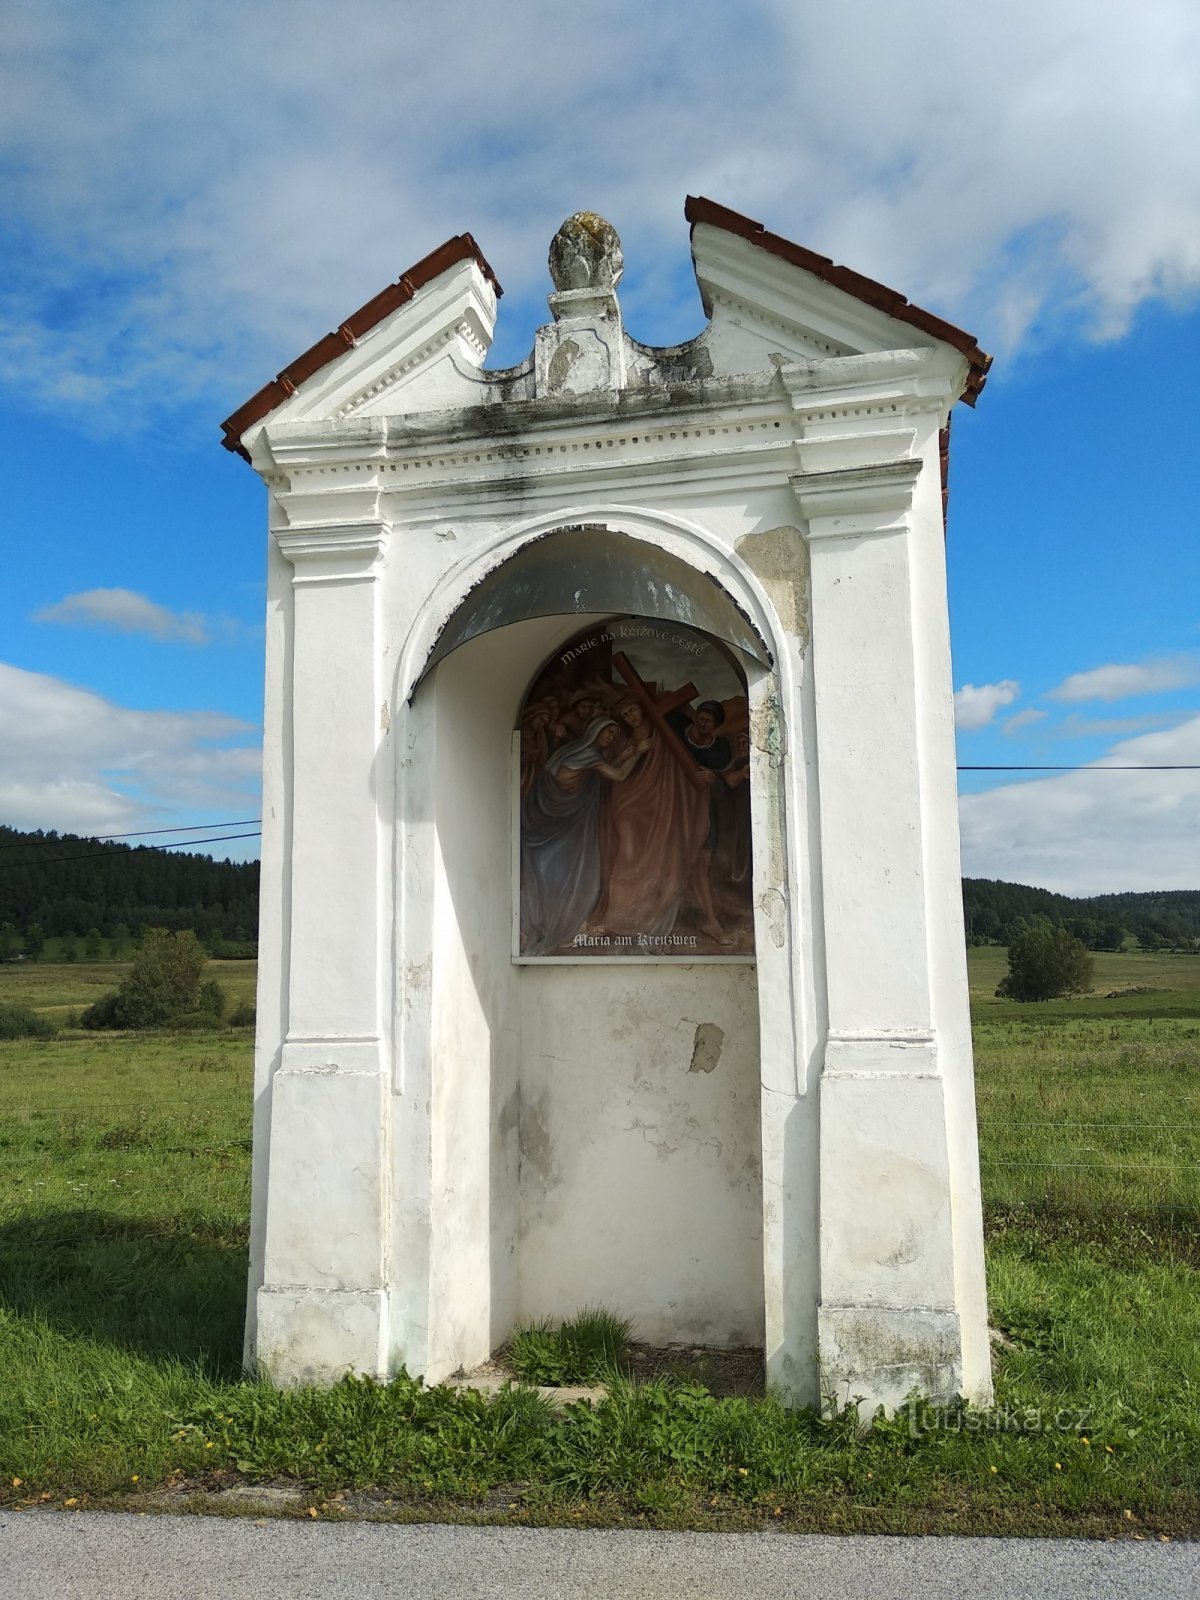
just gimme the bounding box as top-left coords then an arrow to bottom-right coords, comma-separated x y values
958,765 -> 1200,771
0,820 -> 261,850
0,831 -> 261,870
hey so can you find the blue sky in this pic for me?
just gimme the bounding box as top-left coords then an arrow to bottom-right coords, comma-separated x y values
1,0 -> 1198,894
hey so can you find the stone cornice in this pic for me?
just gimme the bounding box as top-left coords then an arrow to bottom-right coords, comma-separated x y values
791,459 -> 922,535
255,368 -> 946,528
274,521 -> 389,584
778,347 -> 962,410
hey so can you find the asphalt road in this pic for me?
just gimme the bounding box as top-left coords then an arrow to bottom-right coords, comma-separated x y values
2,1512 -> 1195,1599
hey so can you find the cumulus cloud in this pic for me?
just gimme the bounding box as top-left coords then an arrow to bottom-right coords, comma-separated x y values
0,662 -> 260,838
34,587 -> 209,644
1047,656 -> 1200,703
954,680 -> 1020,730
959,715 -> 1200,894
1057,713 -> 1178,739
1003,708 -> 1047,735
1,1 -> 1199,428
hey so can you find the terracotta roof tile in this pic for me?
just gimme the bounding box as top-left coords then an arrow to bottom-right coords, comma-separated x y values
684,196 -> 991,405
219,233 -> 502,457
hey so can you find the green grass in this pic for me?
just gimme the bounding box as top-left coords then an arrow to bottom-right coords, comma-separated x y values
0,952 -> 1197,1534
969,946 -> 1200,1233
1,958 -> 257,1023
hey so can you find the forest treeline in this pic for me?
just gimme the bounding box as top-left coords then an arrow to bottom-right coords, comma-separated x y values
1,824 -> 1198,955
0,826 -> 259,947
963,878 -> 1200,951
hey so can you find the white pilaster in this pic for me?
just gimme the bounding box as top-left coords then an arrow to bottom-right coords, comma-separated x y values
795,460 -> 970,1411
256,519 -> 392,1384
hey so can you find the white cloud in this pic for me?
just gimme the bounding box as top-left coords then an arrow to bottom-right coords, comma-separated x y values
1057,713 -> 1178,739
1003,708 -> 1047,735
1047,656 -> 1200,703
34,587 -> 209,644
2,1 -> 1199,428
0,662 -> 261,839
954,680 -> 1020,730
959,715 -> 1200,894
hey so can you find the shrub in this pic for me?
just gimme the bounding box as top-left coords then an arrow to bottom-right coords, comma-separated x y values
0,1003 -> 57,1040
996,918 -> 1095,1002
198,977 -> 226,1019
80,992 -> 122,1030
228,1002 -> 256,1028
81,928 -> 214,1030
164,1010 -> 224,1031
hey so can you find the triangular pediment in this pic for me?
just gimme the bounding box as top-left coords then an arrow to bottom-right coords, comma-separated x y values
684,197 -> 989,402
220,236 -> 504,456
221,201 -> 990,458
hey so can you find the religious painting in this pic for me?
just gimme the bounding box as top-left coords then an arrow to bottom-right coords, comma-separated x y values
515,618 -> 754,961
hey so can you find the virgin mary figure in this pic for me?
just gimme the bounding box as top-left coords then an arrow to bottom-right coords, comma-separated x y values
520,715 -> 647,954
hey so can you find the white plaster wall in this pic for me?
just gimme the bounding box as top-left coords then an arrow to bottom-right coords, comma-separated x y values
424,614 -> 765,1358
516,962 -> 763,1345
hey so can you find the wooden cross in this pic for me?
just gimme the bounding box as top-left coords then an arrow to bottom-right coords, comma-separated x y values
611,651 -> 707,791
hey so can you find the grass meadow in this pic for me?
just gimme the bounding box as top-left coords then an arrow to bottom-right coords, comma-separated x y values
0,950 -> 1197,1534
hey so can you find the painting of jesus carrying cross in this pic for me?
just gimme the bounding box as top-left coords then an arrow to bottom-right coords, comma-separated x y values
517,617 -> 754,961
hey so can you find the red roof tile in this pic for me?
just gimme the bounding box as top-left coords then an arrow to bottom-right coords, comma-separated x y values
219,234 -> 502,457
685,196 -> 991,405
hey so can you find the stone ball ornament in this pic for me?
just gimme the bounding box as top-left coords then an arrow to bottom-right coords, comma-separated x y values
548,212 -> 624,293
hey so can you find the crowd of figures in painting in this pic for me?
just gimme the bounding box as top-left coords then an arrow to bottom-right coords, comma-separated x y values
517,617 -> 754,960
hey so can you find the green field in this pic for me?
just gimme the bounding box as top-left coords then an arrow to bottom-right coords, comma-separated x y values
0,950 -> 1197,1534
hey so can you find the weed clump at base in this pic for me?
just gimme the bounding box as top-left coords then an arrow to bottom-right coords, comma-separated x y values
509,1308 -> 633,1386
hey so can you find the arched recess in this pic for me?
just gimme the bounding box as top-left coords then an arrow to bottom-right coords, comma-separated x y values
386,509 -> 817,1386
395,506 -> 782,706
408,523 -> 772,698
391,505 -> 811,1094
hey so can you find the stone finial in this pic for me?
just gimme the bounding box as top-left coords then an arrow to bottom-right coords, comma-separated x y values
548,212 -> 624,293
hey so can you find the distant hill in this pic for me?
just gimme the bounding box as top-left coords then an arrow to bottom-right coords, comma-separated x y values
0,826 -> 259,944
963,878 -> 1200,949
3,822 -> 1196,954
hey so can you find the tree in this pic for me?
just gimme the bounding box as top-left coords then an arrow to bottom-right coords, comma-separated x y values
24,922 -> 44,962
996,918 -> 1094,1002
0,923 -> 20,963
81,927 -> 213,1029
84,927 -> 104,960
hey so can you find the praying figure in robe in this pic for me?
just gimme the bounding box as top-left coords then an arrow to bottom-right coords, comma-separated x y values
520,715 -> 649,954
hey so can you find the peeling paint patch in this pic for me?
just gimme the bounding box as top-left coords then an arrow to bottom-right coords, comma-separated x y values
401,956 -> 432,1015
757,888 -> 787,949
379,700 -> 391,732
735,526 -> 810,644
688,1022 -> 725,1074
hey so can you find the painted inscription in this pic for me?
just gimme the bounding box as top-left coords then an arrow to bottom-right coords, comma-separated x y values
517,618 -> 753,959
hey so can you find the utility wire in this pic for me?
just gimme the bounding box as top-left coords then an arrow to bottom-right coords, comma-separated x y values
0,820 -> 261,850
960,771 -> 1200,777
0,831 -> 261,870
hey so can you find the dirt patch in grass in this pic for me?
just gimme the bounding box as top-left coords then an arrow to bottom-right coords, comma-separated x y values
457,1342 -> 764,1399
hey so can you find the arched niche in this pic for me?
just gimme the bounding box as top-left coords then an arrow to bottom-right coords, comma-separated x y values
407,521 -> 772,701
398,585 -> 768,1364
